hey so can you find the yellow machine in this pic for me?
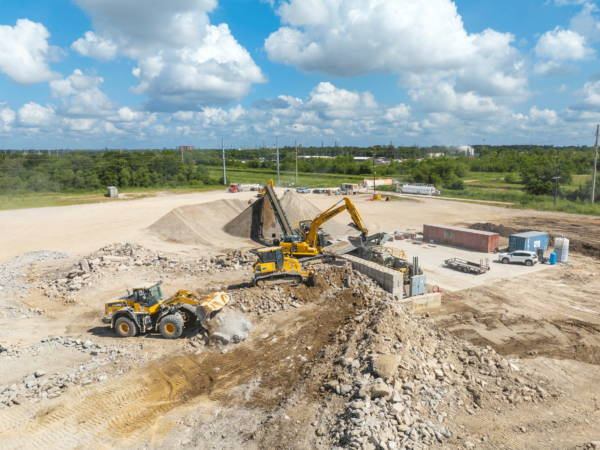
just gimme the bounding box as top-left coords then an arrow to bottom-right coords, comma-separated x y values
253,247 -> 317,287
102,281 -> 229,339
364,246 -> 423,285
373,194 -> 382,201
279,197 -> 369,258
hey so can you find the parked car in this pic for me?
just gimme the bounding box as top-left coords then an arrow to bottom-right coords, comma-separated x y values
334,190 -> 341,195
340,190 -> 347,195
498,251 -> 538,266
312,189 -> 322,194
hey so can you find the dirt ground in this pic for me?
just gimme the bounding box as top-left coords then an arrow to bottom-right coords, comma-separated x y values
2,189 -> 600,449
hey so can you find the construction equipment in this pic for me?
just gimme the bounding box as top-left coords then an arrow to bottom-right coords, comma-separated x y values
280,197 -> 369,258
252,247 -> 317,287
102,281 -> 229,339
358,243 -> 423,285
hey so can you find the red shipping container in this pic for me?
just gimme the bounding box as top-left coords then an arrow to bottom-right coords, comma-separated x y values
423,224 -> 499,253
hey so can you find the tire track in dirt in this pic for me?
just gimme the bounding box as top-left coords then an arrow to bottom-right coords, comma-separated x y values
0,290 -> 363,449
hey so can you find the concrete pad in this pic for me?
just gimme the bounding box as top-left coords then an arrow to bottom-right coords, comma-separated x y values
386,238 -> 555,292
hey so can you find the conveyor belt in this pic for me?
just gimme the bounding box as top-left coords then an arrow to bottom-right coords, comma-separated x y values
264,183 -> 295,237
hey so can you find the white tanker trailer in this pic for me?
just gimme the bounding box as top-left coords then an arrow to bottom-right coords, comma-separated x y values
401,184 -> 440,196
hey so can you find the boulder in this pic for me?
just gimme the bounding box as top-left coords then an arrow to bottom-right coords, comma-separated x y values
360,380 -> 392,398
372,354 -> 402,378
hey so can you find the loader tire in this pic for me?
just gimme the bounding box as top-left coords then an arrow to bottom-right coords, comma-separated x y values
178,304 -> 198,328
115,317 -> 138,338
159,314 -> 184,339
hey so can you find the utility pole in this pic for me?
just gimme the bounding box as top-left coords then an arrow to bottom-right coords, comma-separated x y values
592,124 -> 599,203
553,149 -> 561,206
180,146 -> 183,163
295,140 -> 298,184
372,147 -> 376,195
222,138 -> 226,185
276,137 -> 280,185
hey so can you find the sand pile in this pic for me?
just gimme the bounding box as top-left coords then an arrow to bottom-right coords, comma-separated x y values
224,197 -> 278,241
280,191 -> 355,236
148,199 -> 247,245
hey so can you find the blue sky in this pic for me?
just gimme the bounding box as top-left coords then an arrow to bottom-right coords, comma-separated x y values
0,0 -> 599,149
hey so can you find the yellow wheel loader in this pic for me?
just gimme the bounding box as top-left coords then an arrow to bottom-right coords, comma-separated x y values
102,281 -> 229,339
252,247 -> 317,287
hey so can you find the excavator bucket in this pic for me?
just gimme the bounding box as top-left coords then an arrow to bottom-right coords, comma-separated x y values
195,292 -> 230,325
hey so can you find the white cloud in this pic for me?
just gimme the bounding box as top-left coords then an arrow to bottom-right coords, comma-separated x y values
72,0 -> 264,109
265,0 -> 530,121
71,31 -> 118,60
571,80 -> 600,110
533,60 -> 579,77
383,104 -> 411,122
17,102 -> 56,127
130,24 -> 266,110
0,102 -> 16,131
0,19 -> 62,84
557,84 -> 570,92
529,106 -> 558,125
49,70 -> 115,116
569,2 -> 600,42
535,27 -> 594,60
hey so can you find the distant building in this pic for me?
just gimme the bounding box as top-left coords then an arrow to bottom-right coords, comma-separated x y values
427,153 -> 443,158
179,146 -> 194,151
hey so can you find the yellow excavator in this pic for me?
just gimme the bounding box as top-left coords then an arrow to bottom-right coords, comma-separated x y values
252,247 -> 317,287
102,281 -> 230,339
279,197 -> 369,258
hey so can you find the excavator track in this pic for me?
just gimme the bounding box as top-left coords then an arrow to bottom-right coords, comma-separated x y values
254,271 -> 303,287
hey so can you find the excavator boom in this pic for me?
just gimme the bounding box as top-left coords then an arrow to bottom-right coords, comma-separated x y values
305,197 -> 368,249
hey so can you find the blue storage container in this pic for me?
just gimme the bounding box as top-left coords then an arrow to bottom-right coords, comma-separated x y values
508,231 -> 549,253
550,253 -> 557,265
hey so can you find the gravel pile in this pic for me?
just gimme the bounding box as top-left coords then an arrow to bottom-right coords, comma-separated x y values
0,250 -> 68,295
310,272 -> 562,450
0,336 -> 156,409
37,244 -> 257,299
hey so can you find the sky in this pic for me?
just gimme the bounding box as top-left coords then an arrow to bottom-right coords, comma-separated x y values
1,0 -> 600,149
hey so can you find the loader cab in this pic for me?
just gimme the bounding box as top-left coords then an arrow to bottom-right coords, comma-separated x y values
133,282 -> 164,308
257,247 -> 285,269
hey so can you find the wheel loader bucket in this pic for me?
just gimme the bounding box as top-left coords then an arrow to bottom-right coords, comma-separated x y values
195,292 -> 230,325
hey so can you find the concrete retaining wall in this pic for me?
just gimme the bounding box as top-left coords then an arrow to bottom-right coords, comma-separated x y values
339,254 -> 403,300
401,293 -> 442,314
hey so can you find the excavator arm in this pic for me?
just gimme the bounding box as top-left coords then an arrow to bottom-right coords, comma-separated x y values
305,197 -> 369,248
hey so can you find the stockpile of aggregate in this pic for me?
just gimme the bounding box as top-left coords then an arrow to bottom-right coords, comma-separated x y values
148,199 -> 247,245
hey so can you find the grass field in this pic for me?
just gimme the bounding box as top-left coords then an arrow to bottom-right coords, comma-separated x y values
208,167 -> 365,188
1,167 -> 598,216
0,186 -> 217,211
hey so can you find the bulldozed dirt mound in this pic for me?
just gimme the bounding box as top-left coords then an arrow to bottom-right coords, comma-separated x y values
280,191 -> 355,236
148,199 -> 247,245
468,222 -> 520,237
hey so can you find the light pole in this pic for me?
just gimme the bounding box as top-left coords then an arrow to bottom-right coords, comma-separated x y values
276,137 -> 280,185
553,149 -> 560,206
592,124 -> 599,203
222,138 -> 226,185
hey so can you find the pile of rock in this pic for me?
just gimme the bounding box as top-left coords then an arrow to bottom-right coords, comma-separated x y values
0,250 -> 68,295
0,336 -> 150,409
314,273 -> 561,450
38,244 -> 258,298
